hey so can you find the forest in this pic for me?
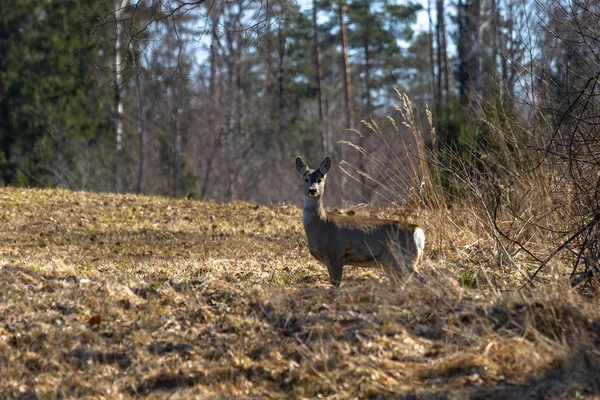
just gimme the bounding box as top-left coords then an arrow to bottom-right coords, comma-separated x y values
1,0 -> 599,283
0,0 -> 594,201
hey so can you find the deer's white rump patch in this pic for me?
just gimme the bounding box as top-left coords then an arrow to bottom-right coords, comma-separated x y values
414,227 -> 425,255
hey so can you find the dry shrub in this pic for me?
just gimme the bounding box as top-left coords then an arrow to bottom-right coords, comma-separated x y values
342,91 -> 600,291
252,268 -> 600,398
341,93 -> 513,289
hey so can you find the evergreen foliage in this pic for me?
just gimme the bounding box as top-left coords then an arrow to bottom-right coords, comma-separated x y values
0,1 -> 111,187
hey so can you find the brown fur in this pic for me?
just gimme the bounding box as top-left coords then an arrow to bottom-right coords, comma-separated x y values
296,156 -> 424,286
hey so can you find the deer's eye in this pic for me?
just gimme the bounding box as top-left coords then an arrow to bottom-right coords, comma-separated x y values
317,178 -> 322,183
305,178 -> 309,183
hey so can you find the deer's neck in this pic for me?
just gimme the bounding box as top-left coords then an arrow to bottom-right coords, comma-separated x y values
303,196 -> 327,227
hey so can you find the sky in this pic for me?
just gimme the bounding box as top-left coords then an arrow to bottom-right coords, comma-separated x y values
298,0 -> 431,33
189,0 -> 433,71
414,0 -> 432,33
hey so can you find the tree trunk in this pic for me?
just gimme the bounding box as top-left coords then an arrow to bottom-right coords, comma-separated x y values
265,9 -> 275,150
457,0 -> 468,105
362,5 -> 373,116
172,85 -> 181,198
340,4 -> 354,132
134,44 -> 144,195
360,0 -> 372,199
457,0 -> 482,116
225,30 -> 236,147
200,15 -> 220,200
312,0 -> 328,157
0,17 -> 12,184
440,1 -> 449,116
277,16 -> 286,148
339,3 -> 353,197
500,0 -> 509,102
427,0 -> 437,113
113,0 -> 128,192
491,0 -> 499,87
227,30 -> 245,202
473,0 -> 482,120
435,0 -> 443,108
501,0 -> 513,103
436,0 -> 449,128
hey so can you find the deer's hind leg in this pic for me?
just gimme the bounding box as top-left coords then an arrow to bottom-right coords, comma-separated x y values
385,248 -> 415,278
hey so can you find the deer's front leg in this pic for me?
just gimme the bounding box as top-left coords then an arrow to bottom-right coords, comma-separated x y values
327,260 -> 344,287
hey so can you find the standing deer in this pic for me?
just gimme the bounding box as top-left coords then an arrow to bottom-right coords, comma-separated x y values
296,156 -> 425,287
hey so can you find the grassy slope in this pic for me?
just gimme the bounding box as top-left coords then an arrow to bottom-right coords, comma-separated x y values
0,187 -> 599,399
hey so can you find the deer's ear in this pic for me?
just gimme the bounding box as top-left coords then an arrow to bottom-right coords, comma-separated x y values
296,156 -> 309,175
319,157 -> 332,175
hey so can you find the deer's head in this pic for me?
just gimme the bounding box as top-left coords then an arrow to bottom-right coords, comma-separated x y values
296,156 -> 331,200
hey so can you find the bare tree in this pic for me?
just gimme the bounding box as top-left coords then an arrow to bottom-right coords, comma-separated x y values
171,82 -> 182,198
277,9 -> 286,144
435,0 -> 449,125
359,0 -> 373,199
113,0 -> 129,192
339,3 -> 353,196
133,42 -> 145,194
456,0 -> 482,118
312,0 -> 328,157
200,8 -> 221,200
428,0 -> 437,113
339,4 -> 354,133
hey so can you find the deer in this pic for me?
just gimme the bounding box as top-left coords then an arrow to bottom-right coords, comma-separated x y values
296,156 -> 425,287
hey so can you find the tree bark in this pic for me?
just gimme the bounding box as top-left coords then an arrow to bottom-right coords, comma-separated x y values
113,0 -> 128,192
200,14 -> 220,200
491,0 -> 499,86
312,0 -> 328,157
339,3 -> 353,197
340,5 -> 354,131
473,0 -> 482,120
360,0 -> 372,199
362,2 -> 373,116
427,0 -> 437,112
228,23 -> 245,202
435,0 -> 442,108
501,0 -> 514,103
172,85 -> 181,198
457,0 -> 482,116
134,44 -> 144,195
440,1 -> 449,115
457,0 -> 468,105
265,8 -> 276,149
500,0 -> 509,102
0,17 -> 13,184
277,16 -> 286,148
436,0 -> 449,125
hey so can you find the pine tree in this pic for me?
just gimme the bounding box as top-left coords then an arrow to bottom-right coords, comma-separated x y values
0,0 -> 111,187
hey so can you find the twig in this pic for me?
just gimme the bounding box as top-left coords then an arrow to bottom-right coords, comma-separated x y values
525,212 -> 600,287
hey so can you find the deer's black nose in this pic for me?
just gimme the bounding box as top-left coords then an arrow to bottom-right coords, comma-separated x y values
308,188 -> 317,196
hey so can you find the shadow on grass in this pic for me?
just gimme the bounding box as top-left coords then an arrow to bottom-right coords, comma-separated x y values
131,373 -> 202,396
64,349 -> 134,369
130,364 -> 297,396
463,350 -> 600,399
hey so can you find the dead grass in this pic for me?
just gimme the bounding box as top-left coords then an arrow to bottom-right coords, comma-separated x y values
1,187 -> 599,399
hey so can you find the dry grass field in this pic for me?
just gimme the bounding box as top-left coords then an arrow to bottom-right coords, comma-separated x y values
1,187 -> 599,399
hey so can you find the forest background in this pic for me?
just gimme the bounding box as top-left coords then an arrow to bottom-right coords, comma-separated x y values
0,0 -> 598,211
